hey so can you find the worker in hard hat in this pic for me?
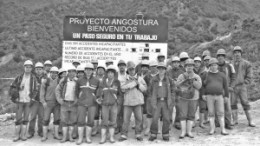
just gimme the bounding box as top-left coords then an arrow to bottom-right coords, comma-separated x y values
215,48 -> 236,130
75,63 -> 101,144
119,61 -> 147,142
28,62 -> 45,139
230,46 -> 255,127
201,58 -> 229,136
44,60 -> 53,77
176,59 -> 202,139
149,62 -> 175,142
10,60 -> 38,142
167,56 -> 184,130
179,52 -> 189,72
92,64 -> 106,136
193,56 -> 208,128
55,65 -> 78,143
143,61 -> 158,136
41,66 -> 61,142
98,65 -> 122,144
116,60 -> 127,134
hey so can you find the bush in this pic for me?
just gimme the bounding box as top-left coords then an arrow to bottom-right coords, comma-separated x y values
24,51 -> 35,59
0,51 -> 6,58
13,53 -> 22,63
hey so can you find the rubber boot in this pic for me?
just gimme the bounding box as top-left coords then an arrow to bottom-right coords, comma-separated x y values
144,118 -> 152,136
99,128 -> 107,144
76,127 -> 84,145
209,117 -> 215,135
54,125 -> 61,140
69,126 -> 75,142
219,116 -> 228,135
92,120 -> 98,136
179,120 -> 186,139
187,120 -> 194,138
109,128 -> 116,143
41,126 -> 48,142
245,110 -> 256,127
199,113 -> 206,128
85,126 -> 92,143
20,125 -> 27,141
60,127 -> 68,143
13,125 -> 21,142
231,110 -> 238,125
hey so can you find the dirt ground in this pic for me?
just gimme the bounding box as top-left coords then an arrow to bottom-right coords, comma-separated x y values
1,100 -> 260,146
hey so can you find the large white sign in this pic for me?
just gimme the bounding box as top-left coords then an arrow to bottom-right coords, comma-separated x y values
62,16 -> 168,69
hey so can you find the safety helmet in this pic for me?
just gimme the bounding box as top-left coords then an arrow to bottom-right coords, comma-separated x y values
172,56 -> 180,62
216,49 -> 226,56
35,62 -> 43,68
58,68 -> 67,74
44,60 -> 52,65
117,60 -> 126,66
208,58 -> 219,66
233,46 -> 243,53
24,60 -> 33,66
157,53 -> 165,58
141,60 -> 150,67
106,65 -> 117,73
76,65 -> 85,72
157,62 -> 167,69
179,52 -> 189,59
97,64 -> 106,71
185,59 -> 195,66
194,57 -> 202,62
50,66 -> 59,72
85,62 -> 94,69
202,50 -> 211,57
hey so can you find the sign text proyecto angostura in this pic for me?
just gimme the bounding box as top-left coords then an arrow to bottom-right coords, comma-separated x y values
63,16 -> 168,42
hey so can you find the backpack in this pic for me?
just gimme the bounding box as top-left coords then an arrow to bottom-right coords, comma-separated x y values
176,73 -> 195,99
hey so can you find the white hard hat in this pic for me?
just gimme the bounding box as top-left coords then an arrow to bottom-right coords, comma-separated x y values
35,62 -> 43,68
76,65 -> 85,72
67,65 -> 76,71
50,66 -> 59,72
194,57 -> 202,62
233,46 -> 243,52
24,60 -> 33,66
171,56 -> 180,62
106,65 -> 117,73
157,53 -> 165,58
105,59 -> 113,64
58,68 -> 66,74
85,62 -> 94,69
44,60 -> 52,65
97,64 -> 106,71
179,52 -> 189,59
149,60 -> 158,67
141,60 -> 150,66
72,60 -> 80,65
